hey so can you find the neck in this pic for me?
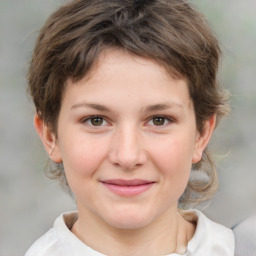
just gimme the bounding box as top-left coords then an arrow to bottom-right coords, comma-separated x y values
71,206 -> 195,256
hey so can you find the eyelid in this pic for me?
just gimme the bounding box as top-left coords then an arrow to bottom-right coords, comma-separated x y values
80,115 -> 175,127
81,115 -> 110,127
145,115 -> 175,126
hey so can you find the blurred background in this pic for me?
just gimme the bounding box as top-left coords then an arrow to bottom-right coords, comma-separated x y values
0,0 -> 255,255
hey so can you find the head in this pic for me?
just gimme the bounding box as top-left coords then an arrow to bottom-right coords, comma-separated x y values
28,0 -> 229,208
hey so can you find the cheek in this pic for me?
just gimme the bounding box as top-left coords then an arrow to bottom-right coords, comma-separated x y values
153,137 -> 195,174
59,135 -> 109,178
150,136 -> 195,196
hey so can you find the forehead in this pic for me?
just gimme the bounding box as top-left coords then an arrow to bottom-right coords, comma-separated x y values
76,49 -> 175,84
63,49 -> 193,111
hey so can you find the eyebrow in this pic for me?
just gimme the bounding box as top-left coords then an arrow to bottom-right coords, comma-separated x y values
70,102 -> 184,112
71,103 -> 111,112
143,103 -> 184,112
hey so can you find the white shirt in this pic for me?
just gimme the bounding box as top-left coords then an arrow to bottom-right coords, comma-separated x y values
233,216 -> 256,256
25,210 -> 234,256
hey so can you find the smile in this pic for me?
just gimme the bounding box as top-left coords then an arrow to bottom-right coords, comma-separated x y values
100,179 -> 155,196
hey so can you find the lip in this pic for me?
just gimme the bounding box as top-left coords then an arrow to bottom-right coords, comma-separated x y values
100,179 -> 155,196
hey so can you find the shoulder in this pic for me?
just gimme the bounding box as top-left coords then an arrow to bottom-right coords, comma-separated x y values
25,212 -> 73,256
25,211 -> 106,256
25,228 -> 59,256
25,212 -> 78,256
233,215 -> 256,256
182,209 -> 235,256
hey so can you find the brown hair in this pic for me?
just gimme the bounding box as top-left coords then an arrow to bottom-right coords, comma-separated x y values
28,0 -> 230,207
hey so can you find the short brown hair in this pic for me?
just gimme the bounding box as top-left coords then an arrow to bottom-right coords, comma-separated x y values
28,0 -> 230,207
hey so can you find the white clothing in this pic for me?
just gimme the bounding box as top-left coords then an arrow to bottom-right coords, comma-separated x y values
233,216 -> 256,256
25,210 -> 234,256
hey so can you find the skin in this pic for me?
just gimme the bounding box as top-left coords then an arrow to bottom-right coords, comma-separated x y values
34,49 -> 216,255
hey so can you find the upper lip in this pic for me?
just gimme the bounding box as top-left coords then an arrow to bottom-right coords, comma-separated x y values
100,179 -> 155,186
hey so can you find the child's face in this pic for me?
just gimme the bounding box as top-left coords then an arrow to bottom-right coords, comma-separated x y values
38,49 -> 214,229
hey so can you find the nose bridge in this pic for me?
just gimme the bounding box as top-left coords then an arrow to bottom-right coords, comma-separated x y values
109,123 -> 146,169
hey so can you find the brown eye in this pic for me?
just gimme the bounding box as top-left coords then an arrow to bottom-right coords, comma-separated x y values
152,117 -> 166,126
90,117 -> 104,126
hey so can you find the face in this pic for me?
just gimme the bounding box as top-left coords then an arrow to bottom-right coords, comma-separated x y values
36,49 -> 214,230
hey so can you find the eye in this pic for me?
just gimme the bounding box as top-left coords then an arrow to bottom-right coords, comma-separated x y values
147,116 -> 173,126
82,116 -> 108,126
152,116 -> 166,126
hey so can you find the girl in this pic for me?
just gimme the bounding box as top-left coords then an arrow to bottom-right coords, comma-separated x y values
26,0 -> 234,255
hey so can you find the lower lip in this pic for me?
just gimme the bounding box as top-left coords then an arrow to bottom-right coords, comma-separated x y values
101,183 -> 154,196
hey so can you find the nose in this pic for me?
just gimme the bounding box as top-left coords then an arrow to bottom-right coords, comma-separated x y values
108,125 -> 147,170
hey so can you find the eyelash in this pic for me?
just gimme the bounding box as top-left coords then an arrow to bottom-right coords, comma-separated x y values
81,115 -> 175,128
147,115 -> 174,127
81,115 -> 108,127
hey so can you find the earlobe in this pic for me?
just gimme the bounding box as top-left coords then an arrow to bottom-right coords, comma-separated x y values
192,115 -> 216,164
34,114 -> 62,163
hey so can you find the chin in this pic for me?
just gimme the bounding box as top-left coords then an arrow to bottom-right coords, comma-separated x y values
109,218 -> 152,230
103,208 -> 155,230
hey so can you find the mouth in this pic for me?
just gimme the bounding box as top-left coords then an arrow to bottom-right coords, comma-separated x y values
100,179 -> 155,196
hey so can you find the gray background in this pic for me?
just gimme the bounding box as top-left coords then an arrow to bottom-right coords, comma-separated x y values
0,0 -> 255,255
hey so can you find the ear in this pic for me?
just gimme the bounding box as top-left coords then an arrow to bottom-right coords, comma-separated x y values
34,114 -> 62,163
192,115 -> 216,164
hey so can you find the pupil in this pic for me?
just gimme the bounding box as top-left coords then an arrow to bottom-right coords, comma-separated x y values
91,117 -> 103,126
153,117 -> 165,126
